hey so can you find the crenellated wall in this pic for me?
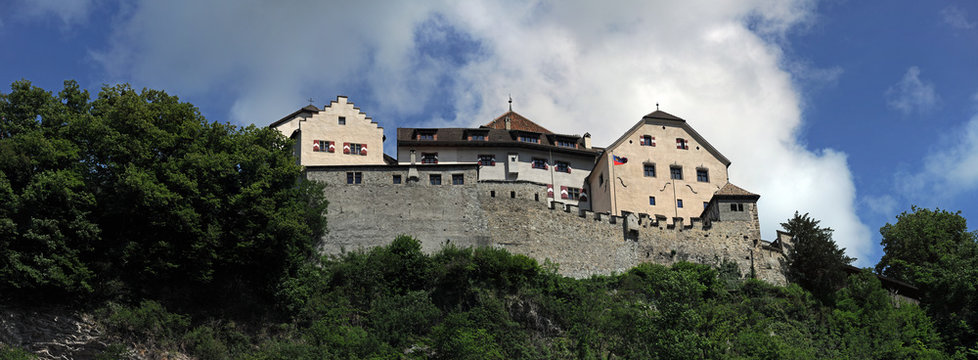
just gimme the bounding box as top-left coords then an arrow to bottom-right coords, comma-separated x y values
308,167 -> 786,284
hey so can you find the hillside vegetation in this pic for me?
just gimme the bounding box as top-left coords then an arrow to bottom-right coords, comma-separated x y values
1,81 -> 976,359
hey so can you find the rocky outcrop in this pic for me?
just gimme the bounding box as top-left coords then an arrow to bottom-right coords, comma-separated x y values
1,306 -> 108,359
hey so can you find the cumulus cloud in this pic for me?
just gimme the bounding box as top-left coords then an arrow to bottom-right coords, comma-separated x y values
898,112 -> 978,202
90,0 -> 875,263
886,66 -> 940,115
941,5 -> 976,30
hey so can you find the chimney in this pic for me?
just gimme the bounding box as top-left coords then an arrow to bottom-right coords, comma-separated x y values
583,132 -> 592,149
410,149 -> 416,165
504,116 -> 511,130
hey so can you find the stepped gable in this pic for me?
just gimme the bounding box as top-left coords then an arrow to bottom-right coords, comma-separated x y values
483,110 -> 553,134
713,183 -> 760,200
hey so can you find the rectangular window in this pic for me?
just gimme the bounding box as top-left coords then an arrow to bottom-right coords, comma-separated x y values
643,164 -> 656,177
469,134 -> 486,141
556,140 -> 576,148
555,161 -> 570,173
313,140 -> 331,152
519,135 -> 540,144
649,196 -> 656,206
347,143 -> 364,155
478,154 -> 495,166
346,172 -> 362,184
566,187 -> 581,200
676,138 -> 689,150
418,132 -> 435,140
392,175 -> 402,184
429,174 -> 441,185
641,135 -> 655,146
696,169 -> 709,182
531,158 -> 548,169
670,166 -> 683,180
452,174 -> 464,185
338,116 -> 346,125
421,152 -> 438,164
677,199 -> 684,208
730,203 -> 744,211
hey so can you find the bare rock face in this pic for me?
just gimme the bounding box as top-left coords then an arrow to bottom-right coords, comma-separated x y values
0,306 -> 109,359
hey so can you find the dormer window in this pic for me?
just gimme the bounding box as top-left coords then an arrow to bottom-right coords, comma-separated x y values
555,139 -> 577,148
417,131 -> 436,140
519,135 -> 540,144
469,134 -> 486,141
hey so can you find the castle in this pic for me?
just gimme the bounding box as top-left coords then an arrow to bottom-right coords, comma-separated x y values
270,96 -> 789,284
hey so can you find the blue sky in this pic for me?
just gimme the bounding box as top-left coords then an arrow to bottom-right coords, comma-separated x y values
2,0 -> 976,266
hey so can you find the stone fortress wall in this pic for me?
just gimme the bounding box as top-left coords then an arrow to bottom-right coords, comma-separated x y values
310,167 -> 786,285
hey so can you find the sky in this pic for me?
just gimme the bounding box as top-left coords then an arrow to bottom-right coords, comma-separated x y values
2,0 -> 976,266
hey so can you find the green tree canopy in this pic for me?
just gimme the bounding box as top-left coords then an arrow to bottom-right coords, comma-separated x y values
0,80 -> 327,309
876,206 -> 978,355
781,212 -> 854,303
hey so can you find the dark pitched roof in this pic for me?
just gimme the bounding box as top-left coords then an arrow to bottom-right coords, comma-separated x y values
715,183 -> 758,197
483,111 -> 553,134
270,105 -> 320,128
642,110 -> 684,121
397,127 -> 599,156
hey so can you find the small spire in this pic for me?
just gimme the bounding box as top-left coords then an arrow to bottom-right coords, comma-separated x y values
307,97 -> 315,105
508,94 -> 513,112
656,102 -> 659,111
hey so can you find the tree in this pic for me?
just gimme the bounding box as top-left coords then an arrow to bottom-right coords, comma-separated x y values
0,80 -> 327,309
876,207 -> 978,355
781,212 -> 854,302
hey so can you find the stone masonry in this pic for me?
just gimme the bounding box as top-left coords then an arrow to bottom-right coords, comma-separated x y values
309,167 -> 786,284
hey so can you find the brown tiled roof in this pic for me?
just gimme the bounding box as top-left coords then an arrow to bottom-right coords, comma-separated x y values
483,111 -> 553,134
715,183 -> 760,198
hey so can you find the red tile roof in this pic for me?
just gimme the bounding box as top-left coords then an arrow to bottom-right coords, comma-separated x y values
483,111 -> 553,134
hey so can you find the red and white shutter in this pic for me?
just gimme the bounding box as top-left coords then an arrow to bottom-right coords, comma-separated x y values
343,142 -> 351,154
651,136 -> 656,147
547,184 -> 554,198
360,144 -> 368,156
676,138 -> 682,149
560,186 -> 569,199
312,140 -> 320,151
328,141 -> 335,153
580,188 -> 588,202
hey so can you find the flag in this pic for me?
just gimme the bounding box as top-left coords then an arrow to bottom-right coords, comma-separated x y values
613,155 -> 628,165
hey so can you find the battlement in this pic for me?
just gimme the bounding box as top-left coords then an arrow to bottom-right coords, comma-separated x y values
308,167 -> 785,284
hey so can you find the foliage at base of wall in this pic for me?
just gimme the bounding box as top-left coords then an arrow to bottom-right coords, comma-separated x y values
70,236 -> 950,359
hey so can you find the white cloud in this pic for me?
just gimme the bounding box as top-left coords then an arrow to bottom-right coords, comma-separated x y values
886,66 -> 940,115
12,0 -> 94,26
941,5 -> 976,30
91,0 -> 875,263
899,113 -> 978,202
